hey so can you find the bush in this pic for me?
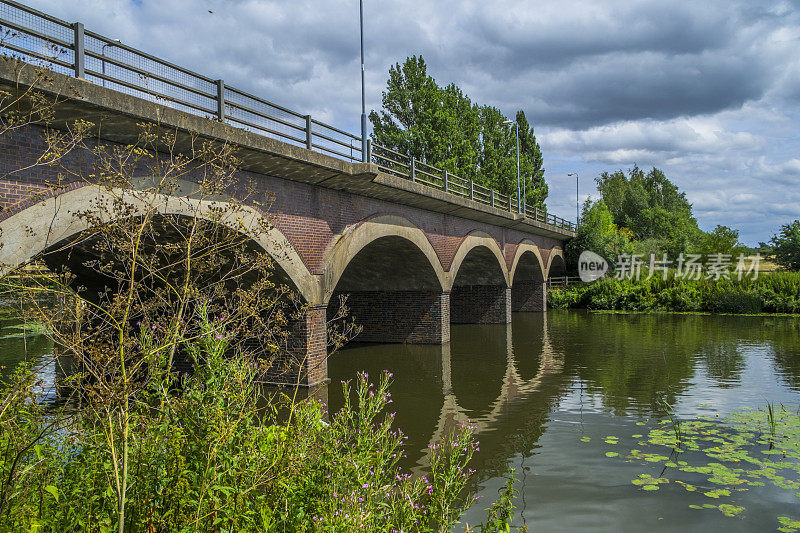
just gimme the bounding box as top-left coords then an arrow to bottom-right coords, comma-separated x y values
0,314 -> 483,532
548,271 -> 800,315
709,290 -> 764,314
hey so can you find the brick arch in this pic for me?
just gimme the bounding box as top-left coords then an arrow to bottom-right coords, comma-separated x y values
545,248 -> 566,279
509,240 -> 546,284
447,231 -> 509,290
321,214 -> 447,303
0,184 -> 320,303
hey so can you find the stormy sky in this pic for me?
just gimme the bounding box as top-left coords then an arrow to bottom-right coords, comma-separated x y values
26,0 -> 800,244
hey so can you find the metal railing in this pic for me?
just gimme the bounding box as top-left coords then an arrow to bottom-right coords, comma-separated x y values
0,0 -> 577,233
548,276 -> 582,286
369,141 -> 577,231
0,0 -> 362,161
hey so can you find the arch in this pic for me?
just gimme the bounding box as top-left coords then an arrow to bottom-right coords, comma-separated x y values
509,241 -> 546,285
546,248 -> 567,279
322,214 -> 446,302
0,184 -> 320,303
447,232 -> 509,289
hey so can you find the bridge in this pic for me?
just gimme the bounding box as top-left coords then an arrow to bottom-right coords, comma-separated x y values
0,1 -> 575,386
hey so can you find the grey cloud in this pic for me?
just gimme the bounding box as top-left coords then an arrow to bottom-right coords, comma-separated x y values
20,0 -> 800,244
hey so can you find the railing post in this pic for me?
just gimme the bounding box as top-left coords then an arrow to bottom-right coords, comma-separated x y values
410,157 -> 416,182
216,79 -> 225,121
490,189 -> 495,208
508,194 -> 512,212
72,22 -> 85,78
443,170 -> 448,192
366,138 -> 372,163
305,115 -> 313,150
469,180 -> 474,200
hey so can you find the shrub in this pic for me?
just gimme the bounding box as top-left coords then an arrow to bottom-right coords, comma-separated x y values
548,272 -> 800,315
0,316 -> 481,532
709,290 -> 764,314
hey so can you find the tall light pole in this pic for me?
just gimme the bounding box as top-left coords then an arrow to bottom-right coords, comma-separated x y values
359,0 -> 367,162
503,119 -> 520,213
568,172 -> 579,225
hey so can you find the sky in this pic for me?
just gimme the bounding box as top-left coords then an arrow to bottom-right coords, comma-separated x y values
26,0 -> 800,244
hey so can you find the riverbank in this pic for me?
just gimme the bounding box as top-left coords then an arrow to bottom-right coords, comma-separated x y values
548,272 -> 800,313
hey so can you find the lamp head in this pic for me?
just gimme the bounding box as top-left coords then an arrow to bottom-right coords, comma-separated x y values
502,119 -> 514,126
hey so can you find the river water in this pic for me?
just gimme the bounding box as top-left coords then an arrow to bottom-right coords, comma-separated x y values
3,309 -> 799,531
327,312 -> 800,532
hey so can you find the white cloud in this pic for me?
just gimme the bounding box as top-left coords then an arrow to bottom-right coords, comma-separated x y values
20,0 -> 800,243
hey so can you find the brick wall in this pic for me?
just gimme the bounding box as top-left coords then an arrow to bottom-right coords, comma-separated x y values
451,285 -> 511,324
331,290 -> 450,345
278,304 -> 328,386
0,124 -> 563,277
511,281 -> 546,312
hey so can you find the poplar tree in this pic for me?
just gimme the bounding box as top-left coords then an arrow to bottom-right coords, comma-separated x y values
370,55 -> 547,207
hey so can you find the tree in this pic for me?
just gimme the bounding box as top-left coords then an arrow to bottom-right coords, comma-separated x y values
771,220 -> 800,270
698,225 -> 745,261
476,105 -> 514,193
368,56 -> 441,163
370,55 -> 548,207
436,82 -> 481,178
595,165 -> 702,259
566,199 -> 632,270
516,110 -> 547,207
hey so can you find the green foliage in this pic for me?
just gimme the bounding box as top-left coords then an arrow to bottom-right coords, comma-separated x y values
566,199 -> 632,269
370,55 -> 546,207
708,290 -> 763,314
697,225 -> 746,262
548,271 -> 800,314
771,220 -> 800,271
594,165 -> 702,259
468,469 -> 526,533
0,314 -> 481,531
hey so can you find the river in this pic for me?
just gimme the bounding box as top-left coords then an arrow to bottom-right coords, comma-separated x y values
3,309 -> 799,531
327,311 -> 800,532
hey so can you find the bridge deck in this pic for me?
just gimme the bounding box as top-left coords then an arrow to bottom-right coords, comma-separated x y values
0,59 -> 574,241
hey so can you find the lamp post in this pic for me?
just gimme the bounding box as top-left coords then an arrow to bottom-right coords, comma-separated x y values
101,39 -> 121,87
503,119 -> 520,213
567,172 -> 579,225
359,0 -> 367,162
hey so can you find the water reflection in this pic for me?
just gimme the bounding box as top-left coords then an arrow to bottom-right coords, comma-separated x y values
329,310 -> 800,530
4,304 -> 800,531
329,313 -> 571,475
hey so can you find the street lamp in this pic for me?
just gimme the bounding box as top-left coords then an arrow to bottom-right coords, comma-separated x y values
567,172 -> 579,225
502,119 -> 520,213
359,0 -> 367,162
101,39 -> 121,87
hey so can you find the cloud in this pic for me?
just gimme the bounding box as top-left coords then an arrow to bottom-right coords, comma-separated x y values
20,0 -> 800,243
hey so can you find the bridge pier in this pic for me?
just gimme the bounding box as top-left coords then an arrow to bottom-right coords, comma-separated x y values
511,281 -> 547,312
330,290 -> 450,345
280,304 -> 328,386
450,285 -> 512,324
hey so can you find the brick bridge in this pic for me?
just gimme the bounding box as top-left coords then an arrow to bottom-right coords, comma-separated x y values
0,60 -> 573,386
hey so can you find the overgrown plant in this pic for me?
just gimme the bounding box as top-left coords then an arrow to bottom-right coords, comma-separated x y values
467,469 -> 528,533
0,66 -> 364,528
0,330 -> 480,531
